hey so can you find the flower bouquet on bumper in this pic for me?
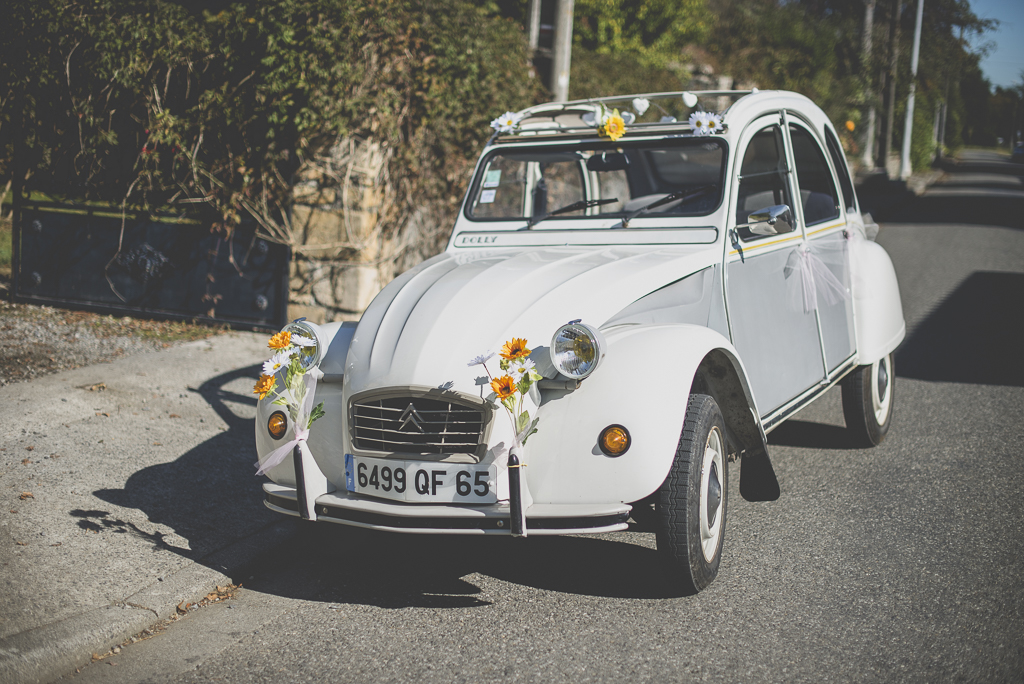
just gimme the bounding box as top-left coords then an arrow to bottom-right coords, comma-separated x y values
253,329 -> 328,516
469,337 -> 542,536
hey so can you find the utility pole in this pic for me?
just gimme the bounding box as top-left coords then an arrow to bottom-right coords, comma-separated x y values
861,0 -> 878,169
527,0 -> 541,53
899,0 -> 924,179
551,0 -> 574,101
878,0 -> 902,173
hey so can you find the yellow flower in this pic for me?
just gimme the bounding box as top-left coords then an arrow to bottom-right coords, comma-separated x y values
601,112 -> 626,141
500,337 -> 531,360
491,375 -> 517,400
268,331 -> 291,350
253,374 -> 276,400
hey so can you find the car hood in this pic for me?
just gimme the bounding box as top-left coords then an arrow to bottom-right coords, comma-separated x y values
343,244 -> 721,395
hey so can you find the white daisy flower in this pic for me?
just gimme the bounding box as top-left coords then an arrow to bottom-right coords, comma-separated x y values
490,111 -> 523,134
688,111 -> 712,136
632,98 -> 650,116
263,351 -> 292,376
508,358 -> 536,382
290,334 -> 315,347
467,351 -> 495,367
706,113 -> 724,133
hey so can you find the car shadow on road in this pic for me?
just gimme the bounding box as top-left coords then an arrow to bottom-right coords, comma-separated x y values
237,522 -> 690,607
90,364 -> 281,562
897,271 -> 1024,387
767,420 -> 859,449
88,366 -> 690,604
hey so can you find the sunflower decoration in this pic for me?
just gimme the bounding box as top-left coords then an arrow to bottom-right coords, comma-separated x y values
599,108 -> 627,142
253,329 -> 325,430
491,375 -> 517,400
500,337 -> 531,360
469,336 -> 543,445
268,330 -> 292,350
253,374 -> 275,400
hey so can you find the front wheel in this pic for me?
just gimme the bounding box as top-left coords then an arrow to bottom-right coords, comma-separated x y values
841,352 -> 895,446
655,394 -> 728,594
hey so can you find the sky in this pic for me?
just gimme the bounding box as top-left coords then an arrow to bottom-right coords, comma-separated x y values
969,0 -> 1024,89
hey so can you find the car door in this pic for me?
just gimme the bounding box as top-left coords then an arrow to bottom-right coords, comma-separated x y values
724,113 -> 826,416
788,119 -> 856,374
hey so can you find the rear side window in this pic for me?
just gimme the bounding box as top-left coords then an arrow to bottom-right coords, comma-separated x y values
824,127 -> 857,212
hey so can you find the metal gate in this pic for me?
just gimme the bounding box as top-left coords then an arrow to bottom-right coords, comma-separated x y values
11,199 -> 289,330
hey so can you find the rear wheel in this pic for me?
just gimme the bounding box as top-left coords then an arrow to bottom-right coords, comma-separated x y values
656,394 -> 727,594
841,352 -> 895,446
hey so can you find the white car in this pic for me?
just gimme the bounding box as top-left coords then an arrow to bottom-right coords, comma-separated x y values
255,90 -> 905,593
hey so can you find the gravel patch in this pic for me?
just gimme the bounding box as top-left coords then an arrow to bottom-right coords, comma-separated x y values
0,296 -> 226,386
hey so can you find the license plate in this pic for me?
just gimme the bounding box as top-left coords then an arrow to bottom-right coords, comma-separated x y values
344,454 -> 497,504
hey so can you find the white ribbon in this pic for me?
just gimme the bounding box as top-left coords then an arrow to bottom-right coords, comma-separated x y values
784,243 -> 849,314
255,369 -> 321,476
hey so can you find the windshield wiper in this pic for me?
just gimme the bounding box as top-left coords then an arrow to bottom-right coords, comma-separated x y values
620,185 -> 717,228
525,198 -> 619,229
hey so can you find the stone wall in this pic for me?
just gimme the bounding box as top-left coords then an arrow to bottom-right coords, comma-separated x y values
286,137 -> 391,323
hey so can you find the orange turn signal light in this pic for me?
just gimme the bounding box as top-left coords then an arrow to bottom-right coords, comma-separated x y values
599,424 -> 631,457
267,411 -> 288,440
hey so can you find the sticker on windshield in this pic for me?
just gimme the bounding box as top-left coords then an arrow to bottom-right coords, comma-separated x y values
483,170 -> 502,188
479,189 -> 497,204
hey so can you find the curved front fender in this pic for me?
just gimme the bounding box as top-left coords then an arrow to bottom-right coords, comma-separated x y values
525,324 -> 766,505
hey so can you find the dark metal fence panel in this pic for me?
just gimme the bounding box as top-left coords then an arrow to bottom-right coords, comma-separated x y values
12,201 -> 289,330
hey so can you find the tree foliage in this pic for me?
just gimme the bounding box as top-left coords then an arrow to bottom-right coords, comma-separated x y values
1,0 -> 541,251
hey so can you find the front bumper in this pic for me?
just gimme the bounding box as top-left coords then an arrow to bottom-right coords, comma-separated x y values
264,483 -> 631,535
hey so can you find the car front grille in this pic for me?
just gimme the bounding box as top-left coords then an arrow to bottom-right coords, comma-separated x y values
350,392 -> 489,456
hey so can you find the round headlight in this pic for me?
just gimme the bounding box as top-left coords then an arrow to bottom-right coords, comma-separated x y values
283,319 -> 324,370
550,321 -> 605,379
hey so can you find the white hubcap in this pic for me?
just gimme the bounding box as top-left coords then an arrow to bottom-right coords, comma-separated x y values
871,356 -> 892,425
699,426 -> 725,562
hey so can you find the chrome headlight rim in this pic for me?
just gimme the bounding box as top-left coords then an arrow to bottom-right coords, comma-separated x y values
549,321 -> 606,380
283,319 -> 325,370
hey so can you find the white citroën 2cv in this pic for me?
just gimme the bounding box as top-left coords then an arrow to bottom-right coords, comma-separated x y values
254,89 -> 905,594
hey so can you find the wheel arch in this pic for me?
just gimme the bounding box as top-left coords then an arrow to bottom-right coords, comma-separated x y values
690,348 -> 781,502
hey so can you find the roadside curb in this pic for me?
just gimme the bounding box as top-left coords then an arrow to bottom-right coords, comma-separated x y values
0,518 -> 295,683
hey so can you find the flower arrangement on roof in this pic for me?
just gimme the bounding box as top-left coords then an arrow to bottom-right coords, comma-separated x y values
490,111 -> 524,134
598,107 -> 627,141
688,111 -> 723,136
632,98 -> 650,117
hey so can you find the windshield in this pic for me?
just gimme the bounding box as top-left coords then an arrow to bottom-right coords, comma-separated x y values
466,139 -> 726,223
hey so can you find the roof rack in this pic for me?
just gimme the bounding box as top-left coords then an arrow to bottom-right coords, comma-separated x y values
489,90 -> 755,143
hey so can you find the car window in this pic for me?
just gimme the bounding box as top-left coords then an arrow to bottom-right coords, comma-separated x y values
823,127 -> 857,212
466,140 -> 726,222
536,158 -> 586,218
789,125 -> 841,226
735,125 -> 791,230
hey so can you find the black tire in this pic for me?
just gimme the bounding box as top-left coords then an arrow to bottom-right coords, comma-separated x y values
841,352 -> 895,447
655,394 -> 728,594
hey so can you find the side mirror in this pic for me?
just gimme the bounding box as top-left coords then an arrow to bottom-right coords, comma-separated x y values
737,204 -> 794,237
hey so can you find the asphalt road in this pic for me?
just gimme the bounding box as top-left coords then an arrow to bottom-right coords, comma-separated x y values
65,151 -> 1024,683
